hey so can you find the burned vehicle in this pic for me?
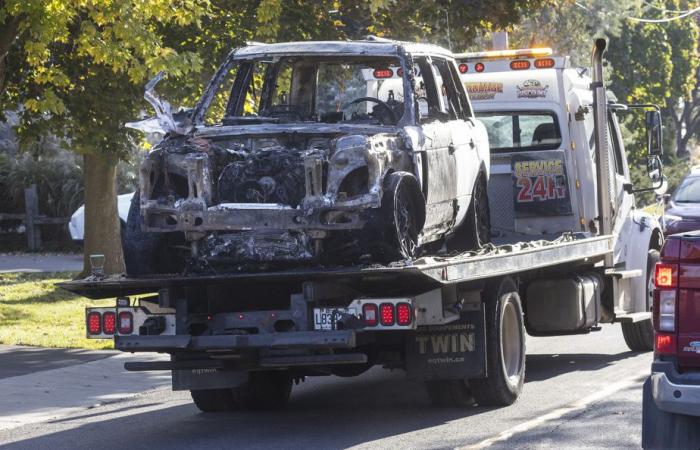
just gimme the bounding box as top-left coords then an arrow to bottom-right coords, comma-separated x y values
124,39 -> 490,275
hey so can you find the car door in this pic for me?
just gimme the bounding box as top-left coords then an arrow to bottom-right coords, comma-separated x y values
412,56 -> 458,237
431,57 -> 481,227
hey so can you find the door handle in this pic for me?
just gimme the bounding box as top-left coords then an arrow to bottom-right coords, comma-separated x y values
469,139 -> 476,149
448,143 -> 456,154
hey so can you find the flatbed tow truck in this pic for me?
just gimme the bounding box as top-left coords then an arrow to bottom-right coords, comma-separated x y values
60,39 -> 667,410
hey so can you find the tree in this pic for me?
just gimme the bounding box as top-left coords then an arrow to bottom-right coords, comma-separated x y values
0,0 -> 207,276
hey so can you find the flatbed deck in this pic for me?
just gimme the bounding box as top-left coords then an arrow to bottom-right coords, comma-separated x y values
59,233 -> 613,299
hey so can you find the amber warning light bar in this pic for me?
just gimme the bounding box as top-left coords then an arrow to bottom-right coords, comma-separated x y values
455,47 -> 553,61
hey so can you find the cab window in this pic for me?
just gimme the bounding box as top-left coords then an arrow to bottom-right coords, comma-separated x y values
476,111 -> 561,153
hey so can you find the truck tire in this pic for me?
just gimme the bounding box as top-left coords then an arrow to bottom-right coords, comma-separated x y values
425,379 -> 474,407
469,277 -> 526,406
641,377 -> 700,449
622,249 -> 659,352
233,370 -> 293,410
448,173 -> 490,252
190,388 -> 237,412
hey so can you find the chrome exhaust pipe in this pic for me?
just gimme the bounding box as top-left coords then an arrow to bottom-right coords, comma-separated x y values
591,38 -> 614,267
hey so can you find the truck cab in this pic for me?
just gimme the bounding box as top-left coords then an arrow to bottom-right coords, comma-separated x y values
457,47 -> 665,349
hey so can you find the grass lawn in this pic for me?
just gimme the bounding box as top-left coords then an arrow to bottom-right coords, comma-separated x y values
0,272 -> 114,350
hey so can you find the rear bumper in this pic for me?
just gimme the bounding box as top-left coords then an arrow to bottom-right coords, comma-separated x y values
115,330 -> 364,352
651,361 -> 700,417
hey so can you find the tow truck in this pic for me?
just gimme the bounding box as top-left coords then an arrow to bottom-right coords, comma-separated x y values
61,39 -> 667,411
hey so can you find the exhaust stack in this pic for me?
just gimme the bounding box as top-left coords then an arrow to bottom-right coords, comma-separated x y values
591,38 -> 614,267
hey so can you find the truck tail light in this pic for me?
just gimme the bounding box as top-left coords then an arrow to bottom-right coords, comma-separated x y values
362,303 -> 378,327
656,290 -> 676,332
118,311 -> 134,334
396,302 -> 412,326
655,333 -> 676,355
102,311 -> 116,335
510,60 -> 530,70
534,58 -> 555,69
458,63 -> 468,73
654,263 -> 676,288
87,311 -> 101,335
379,303 -> 395,326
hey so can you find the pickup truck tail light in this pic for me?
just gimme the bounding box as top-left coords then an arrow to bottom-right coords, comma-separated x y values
655,333 -> 676,355
656,290 -> 676,332
118,311 -> 134,334
654,263 -> 676,288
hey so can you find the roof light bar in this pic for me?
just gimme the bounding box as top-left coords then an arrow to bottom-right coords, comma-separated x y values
456,47 -> 553,61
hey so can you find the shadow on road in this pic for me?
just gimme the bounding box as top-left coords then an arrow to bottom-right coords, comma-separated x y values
525,351 -> 643,382
0,345 -> 114,379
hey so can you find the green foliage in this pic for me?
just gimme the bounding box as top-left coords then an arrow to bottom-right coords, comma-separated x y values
1,0 -> 209,158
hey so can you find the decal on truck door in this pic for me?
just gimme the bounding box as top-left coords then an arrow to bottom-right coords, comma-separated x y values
512,154 -> 572,217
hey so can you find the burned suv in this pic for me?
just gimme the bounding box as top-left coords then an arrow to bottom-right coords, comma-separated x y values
124,39 -> 490,275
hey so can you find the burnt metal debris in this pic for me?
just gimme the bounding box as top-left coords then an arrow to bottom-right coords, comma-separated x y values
128,40 -> 488,272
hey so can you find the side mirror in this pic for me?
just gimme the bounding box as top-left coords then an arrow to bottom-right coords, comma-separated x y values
645,110 -> 663,156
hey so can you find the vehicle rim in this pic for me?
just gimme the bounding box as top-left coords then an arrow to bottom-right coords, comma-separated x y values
501,300 -> 522,383
394,182 -> 417,257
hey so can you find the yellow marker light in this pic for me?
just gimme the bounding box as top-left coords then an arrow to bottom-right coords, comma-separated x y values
456,47 -> 553,61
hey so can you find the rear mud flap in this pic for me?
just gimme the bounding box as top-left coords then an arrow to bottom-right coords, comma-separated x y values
405,307 -> 486,380
172,368 -> 247,391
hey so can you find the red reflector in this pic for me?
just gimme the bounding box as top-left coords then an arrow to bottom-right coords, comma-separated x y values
379,303 -> 395,326
396,302 -> 412,326
373,68 -> 393,79
118,311 -> 133,334
362,303 -> 378,327
474,62 -> 485,72
655,333 -> 676,355
458,63 -> 468,74
87,312 -> 101,335
397,67 -> 404,77
655,263 -> 676,288
510,60 -> 531,70
102,311 -> 116,335
534,58 -> 555,68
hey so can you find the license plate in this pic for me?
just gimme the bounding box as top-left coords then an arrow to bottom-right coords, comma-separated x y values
313,307 -> 359,330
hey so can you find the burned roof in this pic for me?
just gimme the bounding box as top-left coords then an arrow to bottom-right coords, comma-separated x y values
234,39 -> 454,59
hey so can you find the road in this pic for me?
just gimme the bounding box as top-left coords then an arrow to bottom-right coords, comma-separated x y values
0,253 -> 82,273
0,325 -> 651,450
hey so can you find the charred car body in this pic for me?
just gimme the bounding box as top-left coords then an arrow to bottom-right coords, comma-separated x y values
126,39 -> 489,274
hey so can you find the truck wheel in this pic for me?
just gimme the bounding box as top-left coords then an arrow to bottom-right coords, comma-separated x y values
469,277 -> 525,406
622,249 -> 659,352
641,377 -> 700,448
425,379 -> 474,407
233,370 -> 293,410
448,174 -> 490,252
372,172 -> 425,263
190,389 -> 237,412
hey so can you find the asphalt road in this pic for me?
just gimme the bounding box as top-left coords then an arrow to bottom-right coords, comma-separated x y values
0,324 -> 651,450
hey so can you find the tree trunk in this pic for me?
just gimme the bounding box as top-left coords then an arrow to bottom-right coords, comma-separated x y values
81,152 -> 125,277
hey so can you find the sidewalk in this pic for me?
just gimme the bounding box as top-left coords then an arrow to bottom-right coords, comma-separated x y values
0,347 -> 169,430
0,253 -> 83,273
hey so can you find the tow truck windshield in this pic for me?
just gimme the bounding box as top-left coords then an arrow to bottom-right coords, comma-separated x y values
476,110 -> 562,153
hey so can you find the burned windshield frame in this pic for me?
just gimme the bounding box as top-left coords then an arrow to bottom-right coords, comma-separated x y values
206,55 -> 411,126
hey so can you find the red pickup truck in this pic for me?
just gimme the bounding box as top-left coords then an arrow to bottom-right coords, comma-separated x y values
642,230 -> 700,449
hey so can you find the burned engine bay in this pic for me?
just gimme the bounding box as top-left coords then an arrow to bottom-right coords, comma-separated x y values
138,130 -> 414,268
